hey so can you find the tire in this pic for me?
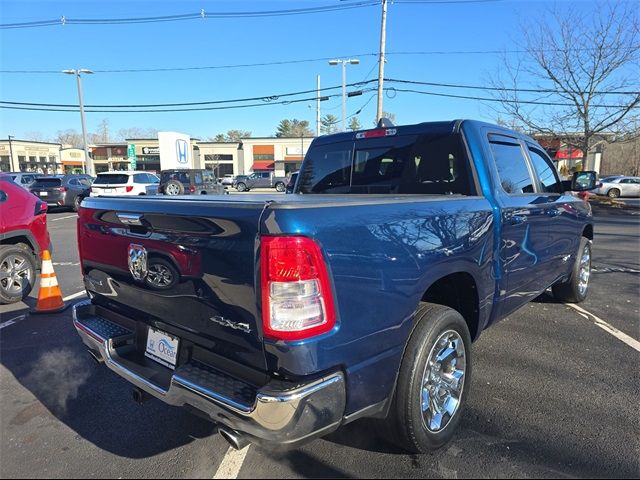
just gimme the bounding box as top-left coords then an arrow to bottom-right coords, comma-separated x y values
0,245 -> 37,304
144,257 -> 179,290
236,182 -> 247,192
607,188 -> 621,198
73,195 -> 83,212
552,237 -> 591,303
386,302 -> 472,453
164,181 -> 185,196
275,182 -> 285,193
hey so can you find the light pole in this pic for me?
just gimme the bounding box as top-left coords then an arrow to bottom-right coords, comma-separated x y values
7,135 -> 15,171
329,58 -> 359,132
63,69 -> 94,175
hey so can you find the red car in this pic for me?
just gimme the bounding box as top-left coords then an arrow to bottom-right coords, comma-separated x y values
0,173 -> 50,304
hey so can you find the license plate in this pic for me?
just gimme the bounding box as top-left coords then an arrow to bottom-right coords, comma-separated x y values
145,328 -> 179,369
103,188 -> 113,193
39,191 -> 48,196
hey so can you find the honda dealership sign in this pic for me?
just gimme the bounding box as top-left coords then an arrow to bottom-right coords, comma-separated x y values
158,132 -> 192,170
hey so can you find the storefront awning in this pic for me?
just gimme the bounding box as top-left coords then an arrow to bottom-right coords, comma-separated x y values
555,149 -> 583,159
252,161 -> 274,170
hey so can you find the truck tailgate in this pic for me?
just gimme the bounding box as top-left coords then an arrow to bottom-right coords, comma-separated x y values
77,196 -> 269,374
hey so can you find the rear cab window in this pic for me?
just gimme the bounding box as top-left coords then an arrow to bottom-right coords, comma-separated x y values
298,130 -> 474,195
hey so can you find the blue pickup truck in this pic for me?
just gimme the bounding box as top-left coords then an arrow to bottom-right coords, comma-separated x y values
73,120 -> 596,453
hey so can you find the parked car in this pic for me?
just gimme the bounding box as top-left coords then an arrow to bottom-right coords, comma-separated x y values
7,172 -> 38,190
72,120 -> 595,454
30,174 -> 93,211
159,169 -> 226,196
285,171 -> 299,194
90,171 -> 159,197
233,171 -> 287,192
0,173 -> 50,304
219,174 -> 236,186
592,175 -> 640,198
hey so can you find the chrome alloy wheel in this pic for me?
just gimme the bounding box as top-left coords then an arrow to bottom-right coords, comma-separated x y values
421,330 -> 466,433
578,243 -> 591,297
146,263 -> 174,288
0,253 -> 33,296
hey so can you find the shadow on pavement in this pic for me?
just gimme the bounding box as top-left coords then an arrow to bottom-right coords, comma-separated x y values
0,304 -> 216,459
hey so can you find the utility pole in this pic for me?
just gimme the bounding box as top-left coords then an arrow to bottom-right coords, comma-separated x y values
7,135 -> 15,171
63,69 -> 94,175
316,75 -> 321,137
376,0 -> 388,123
329,59 -> 359,132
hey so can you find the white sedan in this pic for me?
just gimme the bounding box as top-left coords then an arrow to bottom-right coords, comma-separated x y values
592,176 -> 640,198
90,171 -> 160,197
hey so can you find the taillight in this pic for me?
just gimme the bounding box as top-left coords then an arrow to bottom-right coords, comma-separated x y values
126,186 -> 134,192
34,200 -> 48,216
260,236 -> 336,341
355,128 -> 397,139
58,187 -> 68,192
190,185 -> 196,193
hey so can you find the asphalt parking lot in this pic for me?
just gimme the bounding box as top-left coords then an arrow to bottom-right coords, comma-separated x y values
0,201 -> 638,479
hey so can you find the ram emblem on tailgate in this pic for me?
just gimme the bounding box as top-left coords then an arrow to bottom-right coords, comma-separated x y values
128,244 -> 148,281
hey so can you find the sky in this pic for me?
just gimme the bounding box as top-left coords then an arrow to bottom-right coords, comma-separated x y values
0,0 -> 631,141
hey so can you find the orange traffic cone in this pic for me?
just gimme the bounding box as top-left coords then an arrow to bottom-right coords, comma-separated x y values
31,250 -> 67,314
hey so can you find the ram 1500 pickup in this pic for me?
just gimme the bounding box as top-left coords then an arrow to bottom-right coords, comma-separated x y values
73,120 -> 596,453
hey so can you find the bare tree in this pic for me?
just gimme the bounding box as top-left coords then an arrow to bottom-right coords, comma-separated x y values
24,131 -> 48,142
54,129 -> 83,147
489,1 -> 639,158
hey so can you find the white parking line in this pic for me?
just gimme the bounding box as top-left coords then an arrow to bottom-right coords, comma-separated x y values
0,314 -> 26,330
213,446 -> 250,479
50,215 -> 77,222
567,303 -> 640,353
63,291 -> 86,302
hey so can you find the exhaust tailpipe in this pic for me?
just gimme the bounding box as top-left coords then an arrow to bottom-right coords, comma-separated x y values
87,350 -> 103,365
219,426 -> 250,450
132,387 -> 152,404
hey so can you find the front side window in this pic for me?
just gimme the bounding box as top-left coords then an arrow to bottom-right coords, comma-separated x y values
528,148 -> 562,194
489,138 -> 535,194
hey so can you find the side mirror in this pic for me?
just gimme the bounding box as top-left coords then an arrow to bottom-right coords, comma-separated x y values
571,171 -> 597,192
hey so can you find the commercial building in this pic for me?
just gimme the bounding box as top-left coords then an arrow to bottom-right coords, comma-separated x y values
85,136 -> 313,178
0,139 -> 63,174
60,147 -> 87,173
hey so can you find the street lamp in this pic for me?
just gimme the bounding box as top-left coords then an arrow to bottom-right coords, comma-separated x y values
63,69 -> 94,175
329,58 -> 359,132
7,135 -> 15,171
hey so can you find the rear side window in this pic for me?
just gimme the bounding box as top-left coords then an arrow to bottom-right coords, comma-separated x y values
194,173 -> 203,185
68,178 -> 80,186
133,174 -> 148,184
94,174 -> 130,185
528,148 -> 562,194
32,178 -> 62,188
489,138 -> 534,194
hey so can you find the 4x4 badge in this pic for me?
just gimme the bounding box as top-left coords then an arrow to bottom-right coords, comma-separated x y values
210,315 -> 251,334
128,244 -> 148,281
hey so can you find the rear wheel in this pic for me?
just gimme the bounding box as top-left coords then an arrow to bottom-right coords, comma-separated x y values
386,302 -> 472,453
0,245 -> 37,304
275,182 -> 285,192
73,195 -> 83,212
552,237 -> 591,303
607,188 -> 621,198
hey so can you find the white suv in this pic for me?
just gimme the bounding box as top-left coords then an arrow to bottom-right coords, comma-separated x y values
90,171 -> 159,197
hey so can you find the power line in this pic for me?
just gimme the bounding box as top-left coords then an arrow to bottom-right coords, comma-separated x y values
386,78 -> 640,96
0,80 -> 378,108
0,2 -> 380,29
390,88 -> 637,109
2,47 -> 638,75
0,89 -> 379,113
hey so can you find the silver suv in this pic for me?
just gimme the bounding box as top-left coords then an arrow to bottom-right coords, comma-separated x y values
7,172 -> 38,190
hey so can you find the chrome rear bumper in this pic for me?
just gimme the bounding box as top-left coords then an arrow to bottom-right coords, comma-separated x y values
72,300 -> 345,447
